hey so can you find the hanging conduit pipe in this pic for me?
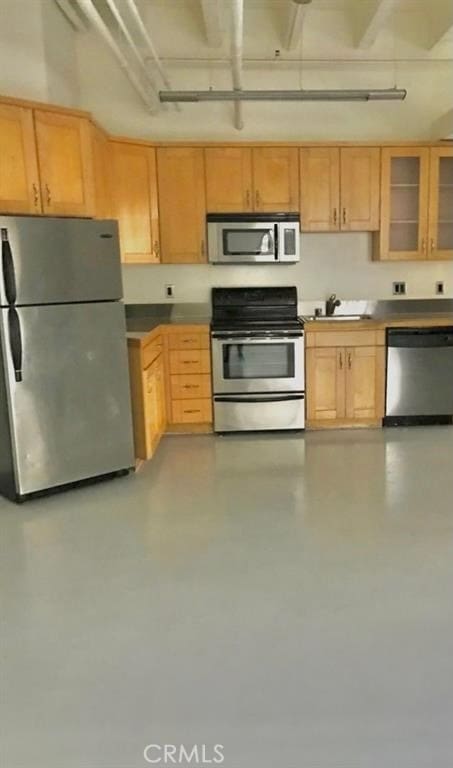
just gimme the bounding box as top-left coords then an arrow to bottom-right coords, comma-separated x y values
75,0 -> 159,113
231,0 -> 244,130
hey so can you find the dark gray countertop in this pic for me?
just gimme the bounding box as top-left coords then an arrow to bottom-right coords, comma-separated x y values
125,303 -> 211,336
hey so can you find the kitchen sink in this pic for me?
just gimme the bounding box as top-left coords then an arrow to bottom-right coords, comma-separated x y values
308,314 -> 372,322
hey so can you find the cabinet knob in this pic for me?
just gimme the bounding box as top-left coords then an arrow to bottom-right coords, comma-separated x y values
32,183 -> 39,208
45,184 -> 51,206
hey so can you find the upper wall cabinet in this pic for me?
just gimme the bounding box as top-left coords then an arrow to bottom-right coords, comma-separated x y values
34,110 -> 95,217
157,147 -> 207,263
205,147 -> 253,212
252,147 -> 299,212
376,147 -> 430,261
427,147 -> 453,260
299,147 -> 380,232
0,103 -> 41,214
110,141 -> 160,264
92,124 -> 112,220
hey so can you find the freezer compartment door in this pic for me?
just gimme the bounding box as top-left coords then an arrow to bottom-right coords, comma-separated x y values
0,303 -> 134,496
0,216 -> 122,305
213,393 -> 305,432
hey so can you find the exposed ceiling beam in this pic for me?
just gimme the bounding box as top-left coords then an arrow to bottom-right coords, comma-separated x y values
284,1 -> 308,52
424,5 -> 453,49
231,0 -> 244,131
200,0 -> 223,47
355,0 -> 399,49
123,0 -> 175,98
431,109 -> 453,140
74,0 -> 159,112
55,0 -> 88,31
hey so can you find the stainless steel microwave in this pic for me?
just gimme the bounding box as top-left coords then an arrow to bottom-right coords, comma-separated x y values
207,213 -> 300,264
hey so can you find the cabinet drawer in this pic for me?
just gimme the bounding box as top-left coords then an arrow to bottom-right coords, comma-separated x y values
142,337 -> 163,368
168,331 -> 209,350
170,374 -> 211,399
169,349 -> 211,374
306,330 -> 380,348
172,398 -> 212,424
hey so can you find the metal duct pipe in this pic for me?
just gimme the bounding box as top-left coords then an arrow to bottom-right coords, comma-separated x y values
160,88 -> 408,103
104,0 -> 153,82
231,0 -> 244,130
75,0 -> 159,112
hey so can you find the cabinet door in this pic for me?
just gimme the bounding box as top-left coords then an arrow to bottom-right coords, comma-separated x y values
110,142 -> 159,264
34,110 -> 95,217
299,148 -> 340,231
0,103 -> 41,214
157,147 -> 207,263
345,346 -> 385,420
427,147 -> 453,261
92,124 -> 112,220
378,147 -> 430,260
156,357 -> 167,434
340,147 -> 380,231
145,364 -> 160,456
205,147 -> 252,212
252,147 -> 299,212
306,347 -> 345,422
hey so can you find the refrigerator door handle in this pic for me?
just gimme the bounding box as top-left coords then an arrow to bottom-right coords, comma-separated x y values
8,308 -> 23,382
1,227 -> 17,305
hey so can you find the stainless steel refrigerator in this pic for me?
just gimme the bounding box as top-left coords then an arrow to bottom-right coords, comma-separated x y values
0,216 -> 134,502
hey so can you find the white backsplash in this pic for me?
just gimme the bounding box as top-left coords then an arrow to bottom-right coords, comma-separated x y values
122,233 -> 453,304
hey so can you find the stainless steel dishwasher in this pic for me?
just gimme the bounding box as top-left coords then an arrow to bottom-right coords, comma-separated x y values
384,326 -> 453,426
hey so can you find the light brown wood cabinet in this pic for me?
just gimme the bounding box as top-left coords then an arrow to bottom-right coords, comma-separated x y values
34,109 -> 95,216
92,124 -> 112,220
166,327 -> 212,428
110,141 -> 160,264
0,102 -> 41,214
300,147 -> 380,232
157,147 -> 207,263
306,329 -> 385,428
204,146 -> 298,213
427,146 -> 453,260
128,335 -> 166,461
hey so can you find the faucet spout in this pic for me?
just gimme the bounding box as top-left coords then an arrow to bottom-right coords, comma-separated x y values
326,293 -> 342,317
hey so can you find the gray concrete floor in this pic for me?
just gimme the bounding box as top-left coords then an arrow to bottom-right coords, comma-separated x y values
1,427 -> 453,768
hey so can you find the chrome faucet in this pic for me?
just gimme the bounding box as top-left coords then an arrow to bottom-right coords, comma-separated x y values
326,294 -> 341,317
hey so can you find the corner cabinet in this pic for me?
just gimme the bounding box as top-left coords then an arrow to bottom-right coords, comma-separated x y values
427,147 -> 453,260
305,328 -> 385,429
110,141 -> 160,264
157,147 -> 207,263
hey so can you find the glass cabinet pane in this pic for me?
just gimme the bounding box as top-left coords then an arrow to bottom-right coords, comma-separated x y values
436,157 -> 453,251
389,156 -> 421,251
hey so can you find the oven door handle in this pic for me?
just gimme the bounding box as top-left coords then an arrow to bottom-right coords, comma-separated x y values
211,333 -> 303,341
214,394 -> 304,403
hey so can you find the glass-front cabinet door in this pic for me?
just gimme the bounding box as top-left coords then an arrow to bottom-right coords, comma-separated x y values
379,148 -> 430,260
428,148 -> 453,261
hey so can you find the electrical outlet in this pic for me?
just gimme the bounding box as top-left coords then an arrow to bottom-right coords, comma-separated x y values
436,281 -> 445,295
392,281 -> 406,296
165,284 -> 175,299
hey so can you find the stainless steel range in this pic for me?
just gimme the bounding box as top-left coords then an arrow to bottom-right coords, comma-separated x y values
210,287 -> 305,432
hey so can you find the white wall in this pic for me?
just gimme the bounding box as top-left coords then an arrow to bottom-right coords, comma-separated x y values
0,0 -> 79,106
122,233 -> 453,304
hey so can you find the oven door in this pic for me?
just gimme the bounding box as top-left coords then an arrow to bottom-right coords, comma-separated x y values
208,221 -> 277,263
211,333 -> 304,394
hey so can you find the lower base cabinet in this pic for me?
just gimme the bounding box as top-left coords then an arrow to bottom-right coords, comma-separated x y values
306,329 -> 385,428
128,336 -> 166,461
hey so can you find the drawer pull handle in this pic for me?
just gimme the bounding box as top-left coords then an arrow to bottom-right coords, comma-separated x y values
183,384 -> 198,389
184,409 -> 201,414
153,240 -> 159,257
45,184 -> 51,206
333,208 -> 337,225
347,352 -> 352,370
342,208 -> 347,225
182,360 -> 197,364
339,353 -> 343,370
32,183 -> 39,207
